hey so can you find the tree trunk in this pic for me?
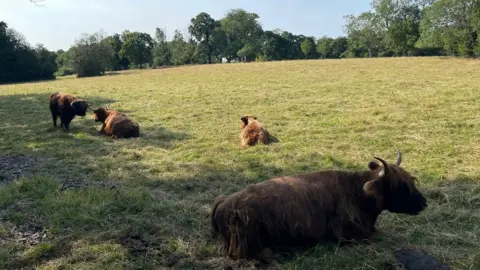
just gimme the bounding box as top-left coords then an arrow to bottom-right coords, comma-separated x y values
206,34 -> 212,64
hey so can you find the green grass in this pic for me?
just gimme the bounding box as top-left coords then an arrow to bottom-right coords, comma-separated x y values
0,57 -> 479,269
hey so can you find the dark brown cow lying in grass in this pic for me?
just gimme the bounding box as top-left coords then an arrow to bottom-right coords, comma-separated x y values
240,115 -> 270,146
92,107 -> 140,139
211,150 -> 427,262
49,92 -> 91,132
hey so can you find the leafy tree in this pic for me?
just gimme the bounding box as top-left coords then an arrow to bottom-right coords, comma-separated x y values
417,0 -> 479,56
35,44 -> 57,79
70,32 -> 114,77
316,36 -> 334,58
0,21 -> 57,83
301,37 -> 316,58
344,12 -> 384,57
55,49 -> 75,76
103,34 -> 129,70
220,9 -> 264,62
263,30 -> 289,61
170,30 -> 197,65
120,31 -> 154,68
152,27 -> 171,67
189,12 -> 217,64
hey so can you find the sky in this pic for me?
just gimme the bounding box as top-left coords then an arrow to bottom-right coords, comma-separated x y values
0,0 -> 371,51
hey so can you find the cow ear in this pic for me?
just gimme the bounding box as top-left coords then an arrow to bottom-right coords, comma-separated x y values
363,179 -> 382,197
363,180 -> 377,196
368,161 -> 380,171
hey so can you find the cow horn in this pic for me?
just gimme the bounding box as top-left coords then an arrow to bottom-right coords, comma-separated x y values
395,149 -> 402,166
373,156 -> 389,177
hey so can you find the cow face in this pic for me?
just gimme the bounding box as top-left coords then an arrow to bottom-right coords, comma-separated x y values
240,115 -> 257,128
363,151 -> 427,215
70,99 -> 88,116
92,107 -> 109,122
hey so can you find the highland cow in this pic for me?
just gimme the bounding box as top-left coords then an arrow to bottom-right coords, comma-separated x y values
49,92 -> 90,132
92,107 -> 140,139
240,115 -> 270,146
211,150 -> 427,262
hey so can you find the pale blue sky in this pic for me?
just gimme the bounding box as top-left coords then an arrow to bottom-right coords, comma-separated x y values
1,0 -> 371,51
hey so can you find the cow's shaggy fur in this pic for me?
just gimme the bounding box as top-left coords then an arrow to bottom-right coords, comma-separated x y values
92,107 -> 140,139
239,115 -> 270,146
49,92 -> 90,132
211,151 -> 427,261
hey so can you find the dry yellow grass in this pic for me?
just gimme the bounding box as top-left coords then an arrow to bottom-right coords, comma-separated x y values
0,57 -> 479,269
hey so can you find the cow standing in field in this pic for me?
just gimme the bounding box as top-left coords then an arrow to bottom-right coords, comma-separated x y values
240,115 -> 270,146
92,107 -> 140,139
211,150 -> 427,262
49,92 -> 90,132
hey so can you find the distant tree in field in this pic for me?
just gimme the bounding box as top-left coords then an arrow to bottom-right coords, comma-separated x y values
35,44 -> 57,79
301,37 -> 316,59
152,28 -> 172,67
281,31 -> 306,59
120,31 -> 154,68
317,36 -> 348,58
220,9 -> 264,62
417,0 -> 480,56
170,30 -> 198,65
0,21 -> 57,83
102,34 -> 129,70
344,12 -> 384,57
70,31 -> 114,78
189,12 -> 218,64
55,49 -> 75,76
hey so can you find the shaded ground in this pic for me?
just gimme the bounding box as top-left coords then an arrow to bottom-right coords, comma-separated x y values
0,154 -> 39,184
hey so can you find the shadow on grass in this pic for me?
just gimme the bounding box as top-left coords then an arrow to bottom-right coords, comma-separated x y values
0,93 -> 190,183
1,162 -> 478,269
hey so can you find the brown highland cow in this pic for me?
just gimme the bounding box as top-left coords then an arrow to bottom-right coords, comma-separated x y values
92,107 -> 140,139
240,115 -> 270,146
211,150 -> 427,262
49,92 -> 90,132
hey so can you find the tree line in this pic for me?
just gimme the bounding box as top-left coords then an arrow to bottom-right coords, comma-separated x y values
1,0 -> 479,83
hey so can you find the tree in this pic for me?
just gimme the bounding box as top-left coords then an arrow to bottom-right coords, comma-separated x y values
189,12 -> 217,64
103,34 -> 129,70
153,28 -> 172,67
120,31 -> 154,68
55,48 -> 75,76
417,0 -> 479,56
316,36 -> 334,58
220,9 -> 264,62
0,21 -> 57,83
70,32 -> 114,78
35,44 -> 57,79
170,30 -> 197,65
301,37 -> 316,59
344,12 -> 384,57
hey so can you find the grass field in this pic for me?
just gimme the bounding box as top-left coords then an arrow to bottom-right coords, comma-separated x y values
0,57 -> 480,269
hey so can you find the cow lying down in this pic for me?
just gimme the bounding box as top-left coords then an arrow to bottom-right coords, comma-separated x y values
240,115 -> 270,146
211,150 -> 427,262
92,107 -> 140,139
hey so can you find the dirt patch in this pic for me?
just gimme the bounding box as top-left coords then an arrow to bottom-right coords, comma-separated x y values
0,154 -> 39,184
0,220 -> 47,247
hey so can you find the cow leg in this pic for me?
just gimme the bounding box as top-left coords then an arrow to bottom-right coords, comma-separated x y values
51,112 -> 58,127
60,116 -> 70,132
98,123 -> 106,134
